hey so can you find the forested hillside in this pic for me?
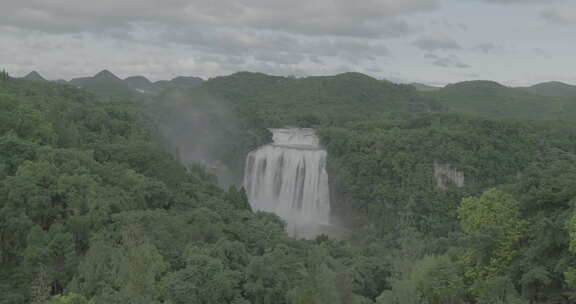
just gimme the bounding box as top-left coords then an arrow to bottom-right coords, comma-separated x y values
520,81 -> 576,98
201,72 -> 439,127
3,70 -> 576,304
0,76 -> 391,304
149,71 -> 442,185
150,71 -> 576,303
422,80 -> 576,121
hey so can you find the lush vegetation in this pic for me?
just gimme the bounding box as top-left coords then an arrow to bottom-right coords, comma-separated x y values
68,71 -> 203,102
149,72 -> 576,303
0,76 -> 391,304
422,80 -> 576,121
3,70 -> 576,303
410,83 -> 440,92
520,81 -> 576,98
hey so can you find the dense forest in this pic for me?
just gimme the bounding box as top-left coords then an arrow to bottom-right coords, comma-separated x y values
3,70 -> 576,304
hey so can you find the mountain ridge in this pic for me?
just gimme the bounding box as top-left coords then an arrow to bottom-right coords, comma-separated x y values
24,71 -> 46,82
519,81 -> 576,97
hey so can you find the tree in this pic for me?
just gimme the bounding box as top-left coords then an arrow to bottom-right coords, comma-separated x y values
48,293 -> 94,304
377,255 -> 465,304
458,188 -> 526,279
0,70 -> 9,81
70,225 -> 167,304
161,250 -> 242,304
564,212 -> 576,297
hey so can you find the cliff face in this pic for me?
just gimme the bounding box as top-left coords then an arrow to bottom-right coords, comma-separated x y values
433,162 -> 464,190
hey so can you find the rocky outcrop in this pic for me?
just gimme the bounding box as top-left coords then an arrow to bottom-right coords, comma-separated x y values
433,162 -> 464,190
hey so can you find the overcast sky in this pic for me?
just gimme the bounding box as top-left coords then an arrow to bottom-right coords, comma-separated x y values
1,0 -> 575,86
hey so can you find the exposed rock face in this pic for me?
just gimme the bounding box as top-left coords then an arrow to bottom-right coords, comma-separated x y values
433,162 -> 464,190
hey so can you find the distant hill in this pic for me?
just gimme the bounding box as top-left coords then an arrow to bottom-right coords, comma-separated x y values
411,82 -> 441,92
124,76 -> 155,93
170,76 -> 204,87
159,71 -> 440,128
70,69 -> 122,86
24,71 -> 47,82
70,70 -> 138,102
519,81 -> 576,98
154,76 -> 204,91
66,71 -> 204,100
94,69 -> 123,82
422,80 -> 576,121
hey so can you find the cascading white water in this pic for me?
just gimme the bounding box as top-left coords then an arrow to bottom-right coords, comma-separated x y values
244,128 -> 331,238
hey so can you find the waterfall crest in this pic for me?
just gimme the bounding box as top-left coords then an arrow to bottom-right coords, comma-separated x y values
244,128 -> 331,238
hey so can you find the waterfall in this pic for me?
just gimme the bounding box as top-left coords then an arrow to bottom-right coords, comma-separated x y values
244,128 -> 331,238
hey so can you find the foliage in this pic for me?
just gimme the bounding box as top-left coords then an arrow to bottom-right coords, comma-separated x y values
144,71 -> 576,303
4,71 -> 576,303
458,189 -> 526,278
0,77 -> 389,304
422,80 -> 576,121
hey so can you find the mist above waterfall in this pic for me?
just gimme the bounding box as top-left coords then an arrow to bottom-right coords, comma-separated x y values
244,128 -> 331,238
152,89 -> 253,187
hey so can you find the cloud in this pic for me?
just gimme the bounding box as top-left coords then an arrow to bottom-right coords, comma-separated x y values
474,0 -> 562,4
425,54 -> 470,68
0,0 -> 439,38
0,0 -> 437,79
459,72 -> 479,78
430,18 -> 468,31
414,34 -> 462,51
156,26 -> 392,68
254,52 -> 306,65
532,48 -> 551,58
2,0 -> 571,86
541,8 -> 576,25
472,43 -> 500,53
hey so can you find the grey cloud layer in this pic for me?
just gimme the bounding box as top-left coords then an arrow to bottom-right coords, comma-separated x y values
414,35 -> 462,51
2,0 -> 574,85
541,8 -> 576,24
473,43 -> 499,53
425,54 -> 470,68
2,0 -> 552,37
0,0 -> 439,37
0,0 -> 442,72
474,0 -> 564,3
